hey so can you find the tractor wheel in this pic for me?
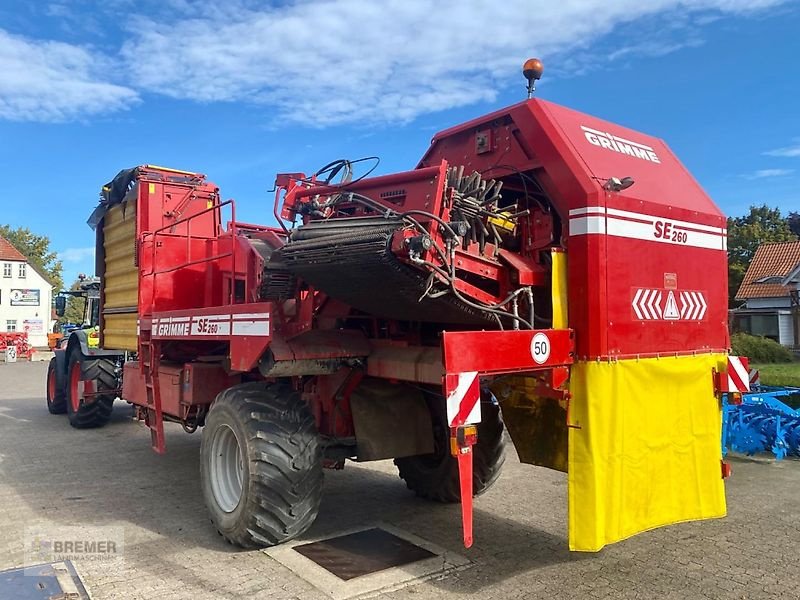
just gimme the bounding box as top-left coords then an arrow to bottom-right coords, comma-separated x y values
65,349 -> 116,428
46,357 -> 67,414
200,382 -> 323,548
395,400 -> 506,502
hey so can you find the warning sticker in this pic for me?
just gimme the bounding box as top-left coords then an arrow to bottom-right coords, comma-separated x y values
663,291 -> 680,320
631,288 -> 707,321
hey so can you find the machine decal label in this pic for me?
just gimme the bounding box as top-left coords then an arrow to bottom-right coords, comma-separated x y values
530,332 -> 551,364
726,356 -> 750,393
445,371 -> 481,427
191,317 -> 230,336
568,206 -> 727,251
679,291 -> 708,320
157,321 -> 189,336
631,288 -> 707,321
151,313 -> 269,338
581,125 -> 660,163
663,291 -> 680,320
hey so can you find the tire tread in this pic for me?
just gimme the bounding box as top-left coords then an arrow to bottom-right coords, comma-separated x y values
46,358 -> 67,414
395,402 -> 506,502
66,350 -> 116,428
201,382 -> 323,548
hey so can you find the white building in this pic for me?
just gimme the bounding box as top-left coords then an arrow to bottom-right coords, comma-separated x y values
0,235 -> 54,348
733,240 -> 800,349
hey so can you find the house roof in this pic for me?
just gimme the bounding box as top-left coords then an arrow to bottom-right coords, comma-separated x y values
0,234 -> 56,287
736,240 -> 800,300
0,235 -> 27,262
784,262 -> 800,286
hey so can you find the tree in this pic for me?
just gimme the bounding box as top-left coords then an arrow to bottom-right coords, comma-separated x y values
0,225 -> 64,290
789,211 -> 800,237
727,205 -> 798,307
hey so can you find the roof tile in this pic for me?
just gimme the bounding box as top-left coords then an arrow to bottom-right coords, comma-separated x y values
0,235 -> 27,262
735,240 -> 800,299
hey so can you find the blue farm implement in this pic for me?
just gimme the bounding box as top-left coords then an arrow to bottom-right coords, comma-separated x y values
723,386 -> 800,460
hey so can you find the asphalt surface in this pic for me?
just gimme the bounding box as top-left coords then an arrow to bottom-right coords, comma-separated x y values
1,360 -> 798,599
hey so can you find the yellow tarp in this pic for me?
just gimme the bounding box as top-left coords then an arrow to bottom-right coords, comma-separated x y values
567,354 -> 727,551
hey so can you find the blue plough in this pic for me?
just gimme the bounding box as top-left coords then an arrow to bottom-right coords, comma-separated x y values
723,385 -> 800,460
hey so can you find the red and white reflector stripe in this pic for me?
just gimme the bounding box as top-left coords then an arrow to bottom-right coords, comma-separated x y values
749,369 -> 760,388
445,371 -> 481,427
727,356 -> 750,393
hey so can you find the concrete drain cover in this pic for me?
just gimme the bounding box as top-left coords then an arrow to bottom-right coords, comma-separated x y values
263,524 -> 470,599
0,561 -> 88,599
294,527 -> 436,580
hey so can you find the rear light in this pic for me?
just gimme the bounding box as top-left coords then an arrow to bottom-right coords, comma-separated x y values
450,425 -> 478,456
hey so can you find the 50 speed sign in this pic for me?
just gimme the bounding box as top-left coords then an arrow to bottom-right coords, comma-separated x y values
530,332 -> 551,364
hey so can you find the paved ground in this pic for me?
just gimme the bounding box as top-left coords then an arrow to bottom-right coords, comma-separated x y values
1,361 -> 798,599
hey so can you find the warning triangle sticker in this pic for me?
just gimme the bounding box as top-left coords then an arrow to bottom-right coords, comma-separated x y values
663,290 -> 680,320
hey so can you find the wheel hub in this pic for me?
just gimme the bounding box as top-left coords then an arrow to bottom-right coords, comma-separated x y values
47,368 -> 56,400
69,364 -> 96,412
209,424 -> 244,513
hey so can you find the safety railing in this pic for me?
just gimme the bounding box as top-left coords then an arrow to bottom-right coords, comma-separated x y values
142,199 -> 238,312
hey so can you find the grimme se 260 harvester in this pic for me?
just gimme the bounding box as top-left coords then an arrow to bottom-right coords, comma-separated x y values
46,61 -> 741,552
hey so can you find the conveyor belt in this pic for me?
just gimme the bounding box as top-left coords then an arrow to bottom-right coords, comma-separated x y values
280,217 -> 493,325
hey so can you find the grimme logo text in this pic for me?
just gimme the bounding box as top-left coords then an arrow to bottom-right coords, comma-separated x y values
581,125 -> 660,163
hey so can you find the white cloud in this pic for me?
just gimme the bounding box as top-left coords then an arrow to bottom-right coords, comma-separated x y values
764,140 -> 800,157
606,38 -> 705,62
0,29 -> 138,122
119,0 -> 787,127
60,247 -> 95,262
744,168 -> 794,179
0,1 -> 787,125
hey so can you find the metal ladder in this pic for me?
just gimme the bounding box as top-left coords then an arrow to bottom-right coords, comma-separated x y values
140,327 -> 165,454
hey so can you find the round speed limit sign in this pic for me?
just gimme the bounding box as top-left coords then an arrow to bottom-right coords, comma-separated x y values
530,332 -> 550,364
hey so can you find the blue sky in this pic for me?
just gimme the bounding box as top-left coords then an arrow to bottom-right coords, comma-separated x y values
1,0 -> 799,286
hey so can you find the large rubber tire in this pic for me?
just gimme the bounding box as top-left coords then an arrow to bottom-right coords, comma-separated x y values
200,382 -> 323,548
46,357 -> 67,414
65,349 -> 116,428
395,400 -> 506,502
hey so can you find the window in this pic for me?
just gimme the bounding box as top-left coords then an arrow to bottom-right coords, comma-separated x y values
2,263 -> 10,278
754,276 -> 783,284
18,263 -> 26,278
735,313 -> 780,342
6,320 -> 17,332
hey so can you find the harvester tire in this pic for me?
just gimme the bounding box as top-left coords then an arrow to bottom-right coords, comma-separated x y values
200,382 -> 323,548
65,349 -> 116,428
46,357 -> 67,414
395,400 -> 506,502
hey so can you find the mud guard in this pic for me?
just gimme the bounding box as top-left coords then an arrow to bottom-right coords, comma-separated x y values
567,354 -> 728,551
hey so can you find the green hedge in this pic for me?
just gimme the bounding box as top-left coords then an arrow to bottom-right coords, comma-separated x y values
730,332 -> 795,363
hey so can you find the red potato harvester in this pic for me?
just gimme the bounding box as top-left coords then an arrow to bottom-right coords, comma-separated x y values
46,60 -> 747,552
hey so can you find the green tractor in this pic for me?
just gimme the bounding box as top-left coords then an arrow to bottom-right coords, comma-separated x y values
47,277 -> 122,425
